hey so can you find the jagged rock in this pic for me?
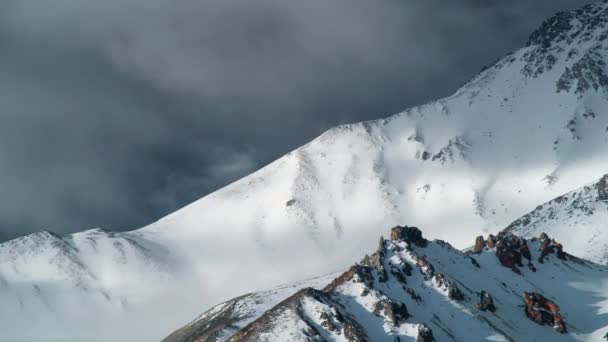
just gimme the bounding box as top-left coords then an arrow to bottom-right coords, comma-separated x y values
416,324 -> 435,342
495,238 -> 523,274
324,265 -> 373,292
434,274 -> 464,301
390,226 -> 427,247
523,292 -> 567,334
486,234 -> 496,248
476,291 -> 496,312
472,235 -> 485,253
361,238 -> 388,282
539,232 -> 549,241
448,283 -> 465,301
373,300 -> 409,324
598,174 -> 608,201
538,238 -> 568,263
343,322 -> 366,342
319,312 -> 340,334
415,257 -> 435,278
553,240 -> 567,260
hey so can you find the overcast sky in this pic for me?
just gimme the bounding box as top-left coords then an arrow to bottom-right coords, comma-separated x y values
0,0 -> 592,241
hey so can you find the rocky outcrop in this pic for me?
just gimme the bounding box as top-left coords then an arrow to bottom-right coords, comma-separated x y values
598,174 -> 608,201
433,273 -> 464,301
476,291 -> 496,312
472,235 -> 485,253
538,234 -> 568,263
390,226 -> 427,247
523,292 -> 567,334
416,324 -> 435,342
470,233 -> 539,274
324,265 -> 373,293
373,300 -> 409,324
360,238 -> 388,282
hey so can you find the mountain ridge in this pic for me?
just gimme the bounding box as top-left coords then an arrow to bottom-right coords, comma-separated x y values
166,226 -> 608,341
3,2 -> 608,340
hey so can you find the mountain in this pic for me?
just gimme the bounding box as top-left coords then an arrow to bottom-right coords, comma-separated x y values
504,174 -> 608,264
3,1 -> 608,341
167,226 -> 608,341
162,274 -> 337,342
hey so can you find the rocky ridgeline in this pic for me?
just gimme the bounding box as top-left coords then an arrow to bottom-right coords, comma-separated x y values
471,231 -> 569,274
202,226 -> 592,341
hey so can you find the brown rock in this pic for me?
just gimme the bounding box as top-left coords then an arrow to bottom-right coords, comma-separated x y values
523,292 -> 567,334
496,241 -> 523,274
472,235 -> 485,253
486,234 -> 496,248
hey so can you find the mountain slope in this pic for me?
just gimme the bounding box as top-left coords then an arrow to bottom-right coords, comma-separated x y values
169,226 -> 608,341
3,1 -> 608,341
162,274 -> 337,342
504,174 -> 608,263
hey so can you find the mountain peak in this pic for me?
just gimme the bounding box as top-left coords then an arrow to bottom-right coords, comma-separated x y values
521,1 -> 608,91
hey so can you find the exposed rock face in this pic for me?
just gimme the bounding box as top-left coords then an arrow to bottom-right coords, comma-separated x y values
486,234 -> 496,248
361,238 -> 388,282
472,235 -> 485,253
416,324 -> 435,342
476,291 -> 496,312
538,234 -> 568,263
229,287 -> 368,342
324,265 -> 373,293
373,300 -> 409,324
390,226 -> 427,247
523,292 -> 567,334
598,174 -> 608,201
495,235 -> 525,274
162,294 -> 253,342
470,233 -> 543,274
433,273 -> 464,301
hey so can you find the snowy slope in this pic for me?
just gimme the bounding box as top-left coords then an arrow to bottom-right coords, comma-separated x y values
162,273 -> 337,342
3,1 -> 608,341
170,226 -> 608,342
504,174 -> 608,264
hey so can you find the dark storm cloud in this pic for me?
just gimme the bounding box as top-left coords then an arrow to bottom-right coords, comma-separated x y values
0,0 -> 592,240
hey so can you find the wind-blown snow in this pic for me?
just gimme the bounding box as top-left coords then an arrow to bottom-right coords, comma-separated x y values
2,2 -> 608,341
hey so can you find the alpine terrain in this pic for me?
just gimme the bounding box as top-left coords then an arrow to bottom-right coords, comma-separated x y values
165,226 -> 608,341
2,1 -> 608,341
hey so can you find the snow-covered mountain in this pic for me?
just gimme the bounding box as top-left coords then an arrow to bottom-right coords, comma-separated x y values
162,274 -> 337,342
504,174 -> 608,264
3,1 -> 608,341
166,226 -> 608,341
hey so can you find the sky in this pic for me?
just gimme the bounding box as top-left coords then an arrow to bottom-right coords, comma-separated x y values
0,0 -> 592,241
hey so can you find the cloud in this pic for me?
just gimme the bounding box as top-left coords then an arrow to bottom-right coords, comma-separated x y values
0,0 -> 592,240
